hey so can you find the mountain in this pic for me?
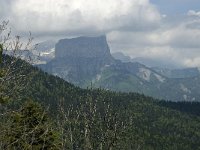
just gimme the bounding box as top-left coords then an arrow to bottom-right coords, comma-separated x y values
111,52 -> 181,69
112,52 -> 200,78
35,40 -> 57,53
92,61 -> 166,92
33,40 -> 57,64
153,67 -> 200,78
92,61 -> 200,101
39,36 -> 200,102
112,52 -> 131,62
131,57 -> 181,69
40,36 -> 115,86
1,54 -> 200,149
3,40 -> 57,65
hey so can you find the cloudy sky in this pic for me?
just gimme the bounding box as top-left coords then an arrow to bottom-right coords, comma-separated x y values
1,0 -> 200,68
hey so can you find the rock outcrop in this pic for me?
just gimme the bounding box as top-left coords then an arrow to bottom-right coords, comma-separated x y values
55,36 -> 112,60
41,36 -> 114,86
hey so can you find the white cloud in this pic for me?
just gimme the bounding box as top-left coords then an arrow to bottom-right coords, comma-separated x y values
187,10 -> 200,17
4,0 -> 161,35
184,57 -> 200,67
108,13 -> 200,68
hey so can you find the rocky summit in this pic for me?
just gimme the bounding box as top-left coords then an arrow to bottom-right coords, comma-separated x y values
40,36 -> 115,86
55,36 -> 113,60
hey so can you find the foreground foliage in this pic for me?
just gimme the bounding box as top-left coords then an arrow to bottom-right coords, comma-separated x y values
1,101 -> 60,149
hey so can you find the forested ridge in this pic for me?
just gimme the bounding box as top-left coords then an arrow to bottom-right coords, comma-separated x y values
0,54 -> 200,149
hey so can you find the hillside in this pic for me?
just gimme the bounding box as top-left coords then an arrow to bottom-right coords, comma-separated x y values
1,55 -> 200,149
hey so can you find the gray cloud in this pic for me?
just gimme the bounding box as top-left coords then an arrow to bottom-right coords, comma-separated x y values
188,10 -> 200,17
107,11 -> 200,68
1,0 -> 200,68
0,0 -> 161,36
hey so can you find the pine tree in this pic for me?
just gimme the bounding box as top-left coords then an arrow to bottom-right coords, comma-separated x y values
0,44 -> 2,64
0,43 -> 9,104
2,100 -> 60,149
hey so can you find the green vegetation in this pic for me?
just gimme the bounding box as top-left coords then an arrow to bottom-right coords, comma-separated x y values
1,100 -> 60,149
158,101 -> 200,116
0,44 -> 3,64
1,54 -> 200,149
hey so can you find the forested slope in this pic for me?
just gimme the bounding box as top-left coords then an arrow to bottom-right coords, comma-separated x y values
1,55 -> 200,149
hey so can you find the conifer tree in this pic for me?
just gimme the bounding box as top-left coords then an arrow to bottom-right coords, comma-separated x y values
2,100 -> 60,149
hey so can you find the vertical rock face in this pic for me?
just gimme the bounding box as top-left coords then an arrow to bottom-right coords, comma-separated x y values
55,36 -> 112,60
43,36 -> 114,86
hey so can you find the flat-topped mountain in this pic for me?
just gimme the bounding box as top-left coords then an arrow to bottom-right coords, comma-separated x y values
55,36 -> 113,61
40,36 -> 115,85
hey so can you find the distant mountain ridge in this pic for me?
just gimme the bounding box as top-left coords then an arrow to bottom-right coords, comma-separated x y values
112,52 -> 200,78
38,36 -> 200,102
112,52 -> 181,69
153,67 -> 200,78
